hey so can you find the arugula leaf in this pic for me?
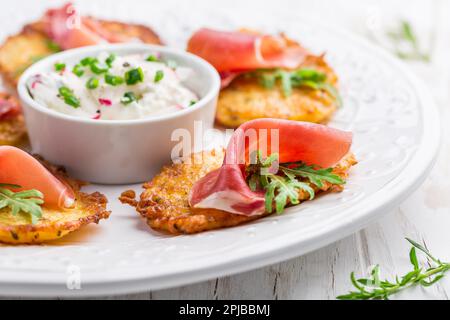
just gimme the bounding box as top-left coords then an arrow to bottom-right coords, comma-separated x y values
246,151 -> 341,214
0,184 -> 44,224
338,238 -> 450,300
281,164 -> 344,188
254,68 -> 342,107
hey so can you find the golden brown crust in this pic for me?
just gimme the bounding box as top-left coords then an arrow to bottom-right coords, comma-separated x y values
0,93 -> 27,146
0,115 -> 27,146
121,149 -> 357,235
216,55 -> 339,128
0,158 -> 111,244
93,18 -> 162,45
0,19 -> 162,88
0,26 -> 55,88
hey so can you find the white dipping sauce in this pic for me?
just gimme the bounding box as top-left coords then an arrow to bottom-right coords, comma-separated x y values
28,52 -> 198,120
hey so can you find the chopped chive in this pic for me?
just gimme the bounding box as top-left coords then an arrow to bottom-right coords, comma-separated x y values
105,73 -> 124,86
189,100 -> 197,106
86,77 -> 99,90
72,64 -> 84,77
154,70 -> 164,83
105,54 -> 116,67
58,86 -> 80,108
90,61 -> 109,74
58,86 -> 72,97
146,54 -> 160,62
81,57 -> 96,66
125,67 -> 144,85
121,92 -> 138,105
54,62 -> 66,72
63,95 -> 81,108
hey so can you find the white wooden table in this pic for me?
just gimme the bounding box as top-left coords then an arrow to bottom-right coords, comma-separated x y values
4,0 -> 450,299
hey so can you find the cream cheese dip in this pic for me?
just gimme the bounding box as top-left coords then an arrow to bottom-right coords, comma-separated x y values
27,52 -> 198,120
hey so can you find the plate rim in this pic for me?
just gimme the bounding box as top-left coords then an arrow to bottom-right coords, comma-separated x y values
0,17 -> 441,297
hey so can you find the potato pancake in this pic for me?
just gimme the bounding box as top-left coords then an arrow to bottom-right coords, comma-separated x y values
0,93 -> 26,146
0,157 -> 110,244
120,149 -> 356,234
216,55 -> 339,128
0,20 -> 162,87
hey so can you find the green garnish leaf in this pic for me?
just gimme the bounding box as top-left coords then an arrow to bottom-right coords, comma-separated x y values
0,184 -> 44,224
154,70 -> 164,83
58,86 -> 80,108
254,68 -> 342,107
121,92 -> 138,105
246,151 -> 340,214
386,20 -> 430,62
146,54 -> 160,62
54,62 -> 66,72
105,54 -> 116,68
90,61 -> 109,75
80,57 -> 96,66
86,77 -> 99,90
105,73 -> 124,86
125,67 -> 144,85
338,238 -> 450,300
280,163 -> 345,188
72,64 -> 84,77
189,100 -> 197,107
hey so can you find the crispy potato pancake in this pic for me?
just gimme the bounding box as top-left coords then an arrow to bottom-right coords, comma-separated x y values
216,55 -> 339,128
0,93 -> 27,146
0,27 -> 55,89
0,158 -> 110,244
120,149 -> 357,235
0,20 -> 162,87
0,115 -> 26,146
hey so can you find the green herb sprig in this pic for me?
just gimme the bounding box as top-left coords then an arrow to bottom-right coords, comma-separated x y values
387,20 -> 430,62
337,238 -> 450,300
0,183 -> 44,224
246,151 -> 344,214
253,68 -> 342,106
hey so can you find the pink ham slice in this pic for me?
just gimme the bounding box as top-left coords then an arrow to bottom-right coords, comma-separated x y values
42,2 -> 134,50
189,119 -> 352,216
187,28 -> 309,74
43,3 -> 104,50
0,146 -> 75,209
0,96 -> 21,120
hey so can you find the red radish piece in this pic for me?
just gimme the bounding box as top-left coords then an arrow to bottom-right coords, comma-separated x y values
0,146 -> 75,209
189,119 -> 352,216
92,111 -> 101,120
98,98 -> 112,106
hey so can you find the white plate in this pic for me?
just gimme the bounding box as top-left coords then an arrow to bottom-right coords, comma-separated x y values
0,4 -> 440,297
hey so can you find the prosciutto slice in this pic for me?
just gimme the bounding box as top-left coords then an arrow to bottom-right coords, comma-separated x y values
187,28 -> 309,74
189,119 -> 352,216
0,95 -> 21,120
43,3 -> 134,50
0,146 -> 75,208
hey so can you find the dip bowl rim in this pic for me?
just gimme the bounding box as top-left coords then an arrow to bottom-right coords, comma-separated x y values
17,43 -> 221,126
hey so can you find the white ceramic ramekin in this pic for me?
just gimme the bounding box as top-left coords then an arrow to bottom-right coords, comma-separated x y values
18,44 -> 220,184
